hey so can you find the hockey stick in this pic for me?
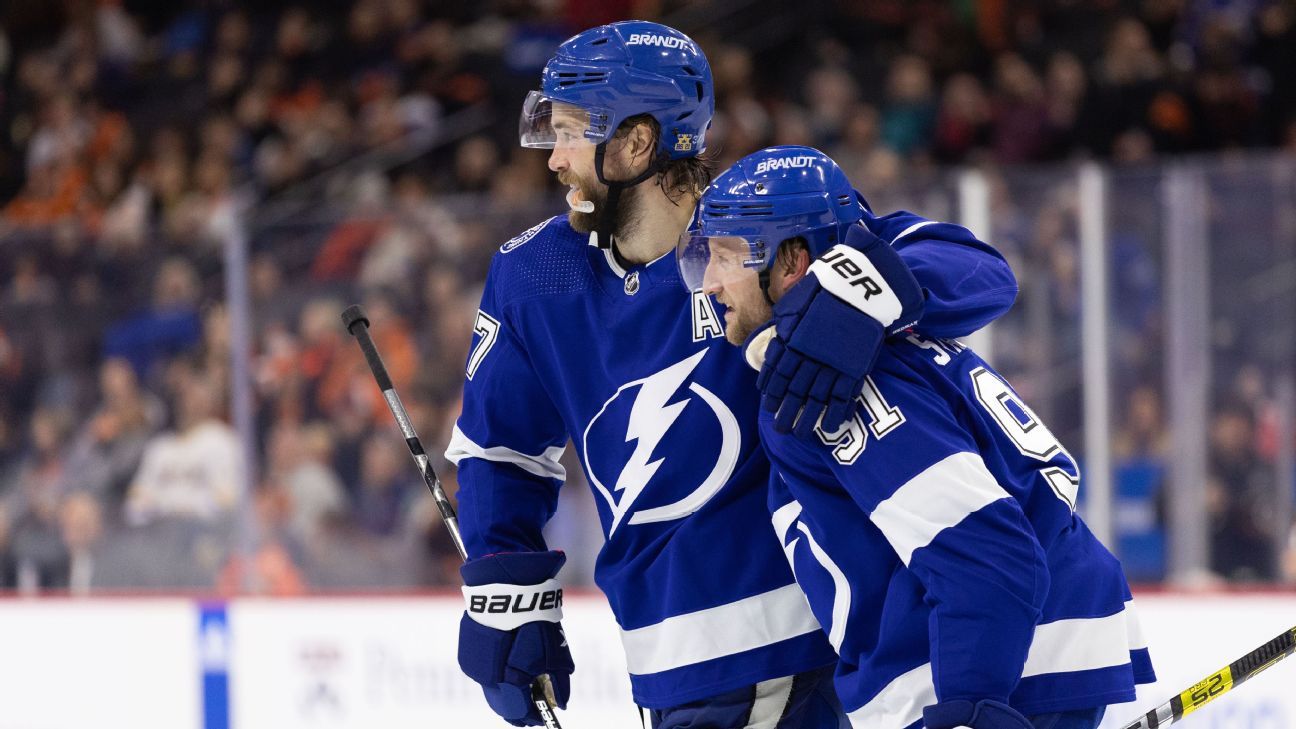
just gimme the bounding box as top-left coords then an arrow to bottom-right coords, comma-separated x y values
1119,625 -> 1296,728
342,304 -> 564,729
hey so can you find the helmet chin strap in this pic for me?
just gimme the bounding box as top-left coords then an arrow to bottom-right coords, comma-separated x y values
590,142 -> 661,256
758,268 -> 775,306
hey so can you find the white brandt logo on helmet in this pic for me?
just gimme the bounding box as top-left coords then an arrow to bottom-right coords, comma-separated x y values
583,349 -> 740,536
754,155 -> 818,175
625,33 -> 695,51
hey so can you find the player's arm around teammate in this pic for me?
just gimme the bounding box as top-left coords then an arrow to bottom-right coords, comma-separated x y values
680,147 -> 1150,729
737,155 -> 1018,438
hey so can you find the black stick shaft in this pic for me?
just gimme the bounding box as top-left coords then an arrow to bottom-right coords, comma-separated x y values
1119,625 -> 1296,729
343,305 -> 466,559
342,304 -> 563,729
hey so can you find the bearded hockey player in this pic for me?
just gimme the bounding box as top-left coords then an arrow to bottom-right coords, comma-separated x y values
678,145 -> 1155,729
447,22 -> 1019,728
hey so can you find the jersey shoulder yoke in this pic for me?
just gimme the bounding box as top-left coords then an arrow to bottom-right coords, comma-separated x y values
492,215 -> 597,304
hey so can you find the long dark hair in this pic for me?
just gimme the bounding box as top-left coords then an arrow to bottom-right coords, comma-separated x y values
615,114 -> 718,204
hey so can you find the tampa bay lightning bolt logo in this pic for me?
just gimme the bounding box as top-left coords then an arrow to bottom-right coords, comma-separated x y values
582,349 -> 741,535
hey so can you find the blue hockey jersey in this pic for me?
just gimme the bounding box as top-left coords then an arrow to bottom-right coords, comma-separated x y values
763,334 -> 1156,728
446,211 -> 1018,708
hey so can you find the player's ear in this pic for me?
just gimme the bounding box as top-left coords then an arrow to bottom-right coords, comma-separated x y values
627,121 -> 655,170
771,243 -> 812,295
780,245 -> 812,282
793,247 -> 811,278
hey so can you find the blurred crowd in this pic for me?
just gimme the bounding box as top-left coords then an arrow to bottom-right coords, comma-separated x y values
7,0 -> 1296,237
2,0 -> 1296,593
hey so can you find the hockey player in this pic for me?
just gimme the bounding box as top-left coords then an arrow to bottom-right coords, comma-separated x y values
448,21 -> 1020,728
678,146 -> 1156,729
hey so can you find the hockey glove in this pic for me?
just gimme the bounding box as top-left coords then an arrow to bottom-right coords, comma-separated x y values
459,551 -> 574,727
923,699 -> 1035,729
758,224 -> 924,437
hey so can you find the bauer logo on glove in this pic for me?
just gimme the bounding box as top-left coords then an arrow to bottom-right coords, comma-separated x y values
820,248 -> 883,298
463,575 -> 565,631
808,241 -> 911,332
467,586 -> 564,614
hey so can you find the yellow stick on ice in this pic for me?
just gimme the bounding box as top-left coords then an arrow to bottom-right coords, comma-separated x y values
1119,625 -> 1296,728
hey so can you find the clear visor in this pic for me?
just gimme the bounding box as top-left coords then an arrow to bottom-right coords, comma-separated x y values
519,91 -> 612,149
676,232 -> 772,293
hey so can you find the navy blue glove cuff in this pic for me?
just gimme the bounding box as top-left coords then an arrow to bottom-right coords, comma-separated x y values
923,699 -> 1033,729
461,550 -> 566,587
844,221 -> 887,255
842,223 -> 925,335
780,281 -> 885,375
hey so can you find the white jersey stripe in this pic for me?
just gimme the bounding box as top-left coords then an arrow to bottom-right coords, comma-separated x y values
1123,599 -> 1148,650
843,602 -> 1147,726
620,584 -> 821,676
1022,603 -> 1144,677
890,219 -> 938,244
746,675 -> 795,728
797,522 -> 851,651
771,498 -> 803,543
444,425 -> 566,481
871,451 -> 1010,565
846,662 -> 935,729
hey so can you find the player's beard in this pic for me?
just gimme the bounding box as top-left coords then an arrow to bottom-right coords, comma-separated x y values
561,172 -> 646,241
721,295 -> 773,347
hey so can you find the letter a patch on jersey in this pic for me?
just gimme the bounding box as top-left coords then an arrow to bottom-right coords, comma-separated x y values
691,290 -> 724,342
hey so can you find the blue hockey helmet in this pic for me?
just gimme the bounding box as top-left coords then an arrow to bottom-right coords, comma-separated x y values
519,21 -> 714,161
677,145 -> 867,292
